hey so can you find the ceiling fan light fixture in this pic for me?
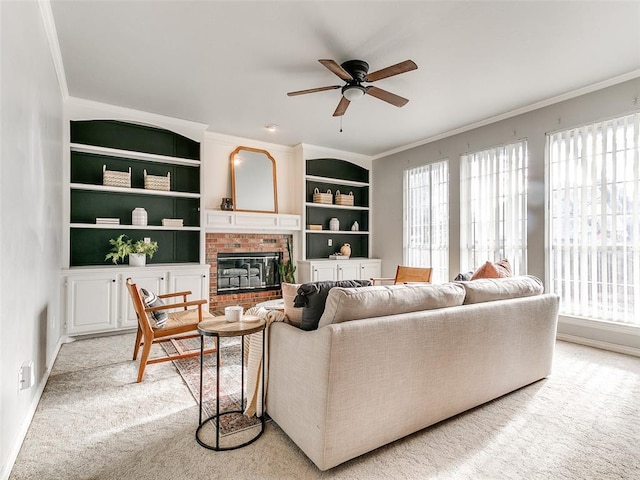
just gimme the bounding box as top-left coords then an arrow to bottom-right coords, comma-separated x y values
342,85 -> 365,101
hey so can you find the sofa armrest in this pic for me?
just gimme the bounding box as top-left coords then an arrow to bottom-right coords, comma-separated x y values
267,323 -> 334,465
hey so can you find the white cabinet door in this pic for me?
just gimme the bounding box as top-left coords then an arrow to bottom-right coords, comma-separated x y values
121,270 -> 166,329
167,267 -> 210,308
359,260 -> 381,281
65,273 -> 118,335
311,263 -> 337,282
337,262 -> 360,280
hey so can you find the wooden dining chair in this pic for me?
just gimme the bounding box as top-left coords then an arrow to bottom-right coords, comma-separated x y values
370,265 -> 433,285
126,278 -> 216,382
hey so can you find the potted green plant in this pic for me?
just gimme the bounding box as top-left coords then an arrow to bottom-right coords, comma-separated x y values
278,237 -> 296,283
105,234 -> 159,266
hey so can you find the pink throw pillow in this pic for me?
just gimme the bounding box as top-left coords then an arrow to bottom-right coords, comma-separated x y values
471,259 -> 512,280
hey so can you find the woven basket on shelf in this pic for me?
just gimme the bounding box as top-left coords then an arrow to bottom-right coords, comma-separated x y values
144,169 -> 170,191
312,188 -> 333,204
103,165 -> 131,188
335,190 -> 354,206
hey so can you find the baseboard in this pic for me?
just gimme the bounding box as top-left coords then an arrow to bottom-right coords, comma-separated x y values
557,333 -> 640,358
0,336 -> 64,480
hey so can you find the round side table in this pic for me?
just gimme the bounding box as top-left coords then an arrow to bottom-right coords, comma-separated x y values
195,316 -> 266,451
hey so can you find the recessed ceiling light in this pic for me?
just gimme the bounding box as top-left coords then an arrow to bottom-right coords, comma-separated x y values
264,124 -> 279,132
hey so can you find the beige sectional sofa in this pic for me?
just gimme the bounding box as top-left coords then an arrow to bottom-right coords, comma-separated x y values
266,276 -> 559,471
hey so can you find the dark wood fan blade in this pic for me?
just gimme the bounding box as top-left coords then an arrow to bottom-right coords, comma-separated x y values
287,85 -> 341,96
365,60 -> 417,82
366,86 -> 409,107
333,96 -> 350,117
319,59 -> 353,81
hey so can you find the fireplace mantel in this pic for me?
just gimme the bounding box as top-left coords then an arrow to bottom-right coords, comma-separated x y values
205,209 -> 302,233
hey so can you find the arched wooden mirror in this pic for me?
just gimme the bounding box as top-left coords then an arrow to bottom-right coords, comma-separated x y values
230,146 -> 278,213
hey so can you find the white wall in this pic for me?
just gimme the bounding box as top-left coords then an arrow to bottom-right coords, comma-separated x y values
0,1 -> 64,477
372,76 -> 640,353
203,132 -> 300,215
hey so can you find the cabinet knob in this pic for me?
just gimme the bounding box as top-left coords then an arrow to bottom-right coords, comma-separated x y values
161,277 -> 165,281
112,279 -> 116,283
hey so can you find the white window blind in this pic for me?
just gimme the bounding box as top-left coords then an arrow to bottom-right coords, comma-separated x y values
460,141 -> 528,274
548,113 -> 640,326
403,160 -> 449,283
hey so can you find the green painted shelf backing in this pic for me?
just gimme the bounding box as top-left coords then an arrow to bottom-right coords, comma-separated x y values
69,120 -> 201,267
305,158 -> 370,259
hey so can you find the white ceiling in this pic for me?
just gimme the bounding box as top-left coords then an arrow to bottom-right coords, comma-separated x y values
50,1 -> 640,157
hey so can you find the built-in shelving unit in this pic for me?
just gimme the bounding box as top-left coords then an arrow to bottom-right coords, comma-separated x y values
304,158 -> 370,259
61,116 -> 210,337
68,120 -> 202,267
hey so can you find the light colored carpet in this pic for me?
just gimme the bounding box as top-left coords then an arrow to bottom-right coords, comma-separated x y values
8,333 -> 640,480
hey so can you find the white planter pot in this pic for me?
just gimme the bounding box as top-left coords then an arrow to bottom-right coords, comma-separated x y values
128,253 -> 146,267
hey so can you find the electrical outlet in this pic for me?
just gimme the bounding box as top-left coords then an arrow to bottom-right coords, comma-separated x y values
19,361 -> 34,390
143,237 -> 151,244
328,238 -> 332,247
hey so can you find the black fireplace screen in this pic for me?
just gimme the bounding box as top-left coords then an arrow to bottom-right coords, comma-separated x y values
217,252 -> 281,294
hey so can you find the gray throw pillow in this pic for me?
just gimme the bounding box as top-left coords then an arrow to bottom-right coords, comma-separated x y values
454,270 -> 474,281
141,288 -> 168,328
293,279 -> 371,331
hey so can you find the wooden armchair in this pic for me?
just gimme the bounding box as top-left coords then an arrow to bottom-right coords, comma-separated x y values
370,265 -> 433,285
126,278 -> 216,382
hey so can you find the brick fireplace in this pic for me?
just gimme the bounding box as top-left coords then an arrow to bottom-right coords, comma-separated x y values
206,232 -> 293,312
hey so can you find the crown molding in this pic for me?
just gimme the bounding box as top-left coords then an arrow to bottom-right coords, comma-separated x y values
373,69 -> 640,160
38,0 -> 68,99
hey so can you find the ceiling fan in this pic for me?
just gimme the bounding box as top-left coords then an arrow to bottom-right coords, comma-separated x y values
287,59 -> 418,117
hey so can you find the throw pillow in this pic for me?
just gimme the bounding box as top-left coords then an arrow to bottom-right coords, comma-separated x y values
470,259 -> 512,280
293,279 -> 371,331
454,270 -> 474,281
140,288 -> 168,328
281,282 -> 303,327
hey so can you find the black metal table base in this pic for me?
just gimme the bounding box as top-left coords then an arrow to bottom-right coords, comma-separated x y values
195,327 -> 265,451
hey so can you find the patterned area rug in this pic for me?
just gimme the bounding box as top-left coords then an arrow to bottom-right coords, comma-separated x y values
162,336 -> 262,436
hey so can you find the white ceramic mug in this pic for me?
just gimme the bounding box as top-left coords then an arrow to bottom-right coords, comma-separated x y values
225,305 -> 243,322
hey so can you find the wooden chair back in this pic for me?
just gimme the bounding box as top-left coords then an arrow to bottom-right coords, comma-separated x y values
126,279 -> 154,337
394,266 -> 433,284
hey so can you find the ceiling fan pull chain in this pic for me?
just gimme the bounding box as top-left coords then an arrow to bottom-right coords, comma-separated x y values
340,116 -> 343,133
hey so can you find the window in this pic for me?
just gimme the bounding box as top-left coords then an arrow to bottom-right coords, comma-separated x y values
460,141 -> 528,274
403,160 -> 449,283
548,113 -> 640,326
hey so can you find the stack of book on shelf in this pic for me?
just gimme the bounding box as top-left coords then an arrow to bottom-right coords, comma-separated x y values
96,217 -> 120,225
162,218 -> 183,228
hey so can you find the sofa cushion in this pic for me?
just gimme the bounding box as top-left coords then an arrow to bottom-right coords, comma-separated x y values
281,282 -> 302,327
294,280 -> 371,331
461,275 -> 543,304
318,282 -> 466,328
470,259 -> 512,280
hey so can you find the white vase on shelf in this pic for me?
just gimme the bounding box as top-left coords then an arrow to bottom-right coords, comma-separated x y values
132,208 -> 147,226
329,217 -> 339,231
